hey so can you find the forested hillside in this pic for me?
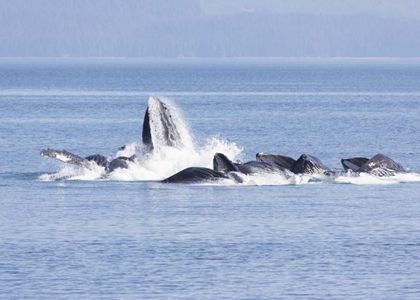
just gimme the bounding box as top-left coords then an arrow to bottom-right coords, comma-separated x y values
1,0 -> 419,57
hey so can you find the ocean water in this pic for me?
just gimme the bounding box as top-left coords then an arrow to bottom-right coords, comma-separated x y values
1,58 -> 420,299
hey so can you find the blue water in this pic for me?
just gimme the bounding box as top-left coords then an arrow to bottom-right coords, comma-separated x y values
1,59 -> 420,299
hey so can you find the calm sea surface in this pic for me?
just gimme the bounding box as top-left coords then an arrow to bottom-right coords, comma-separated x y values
1,59 -> 420,299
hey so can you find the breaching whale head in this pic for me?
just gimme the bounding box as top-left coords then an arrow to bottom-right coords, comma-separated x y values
341,154 -> 405,176
290,154 -> 331,175
256,152 -> 330,175
213,153 -> 241,173
213,152 -> 290,176
256,152 -> 296,170
341,157 -> 369,172
142,96 -> 183,150
357,153 -> 405,176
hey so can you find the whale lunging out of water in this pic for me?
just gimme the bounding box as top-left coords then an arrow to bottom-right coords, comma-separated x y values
142,96 -> 183,150
213,152 -> 291,176
256,152 -> 332,175
341,154 -> 405,176
41,96 -> 183,175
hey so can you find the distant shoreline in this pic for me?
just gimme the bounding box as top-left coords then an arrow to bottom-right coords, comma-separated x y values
1,57 -> 420,65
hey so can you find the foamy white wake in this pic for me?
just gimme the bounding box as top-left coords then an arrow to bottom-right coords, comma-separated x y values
39,96 -> 420,185
334,171 -> 420,185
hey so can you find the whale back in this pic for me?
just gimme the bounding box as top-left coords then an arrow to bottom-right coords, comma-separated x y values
85,154 -> 109,168
162,167 -> 228,183
108,158 -> 129,172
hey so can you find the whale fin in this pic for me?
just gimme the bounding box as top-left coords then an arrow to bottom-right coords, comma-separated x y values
41,148 -> 92,168
213,153 -> 241,173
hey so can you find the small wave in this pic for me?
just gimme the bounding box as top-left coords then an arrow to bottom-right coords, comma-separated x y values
39,164 -> 105,181
334,171 -> 420,185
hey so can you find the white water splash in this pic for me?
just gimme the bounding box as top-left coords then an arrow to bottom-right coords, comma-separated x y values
40,96 -> 243,182
334,171 -> 420,185
39,164 -> 105,181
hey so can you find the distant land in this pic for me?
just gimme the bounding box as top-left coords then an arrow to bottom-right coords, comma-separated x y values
1,0 -> 419,58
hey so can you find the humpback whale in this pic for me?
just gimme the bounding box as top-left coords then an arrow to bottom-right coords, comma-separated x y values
142,96 -> 183,150
340,157 -> 369,172
162,165 -> 244,184
41,97 -> 183,175
341,154 -> 405,176
255,153 -> 296,170
213,152 -> 290,175
162,167 -> 231,184
256,153 -> 332,175
290,154 -> 332,175
40,149 -> 132,173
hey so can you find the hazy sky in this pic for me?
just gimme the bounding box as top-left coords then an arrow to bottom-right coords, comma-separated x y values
200,0 -> 420,20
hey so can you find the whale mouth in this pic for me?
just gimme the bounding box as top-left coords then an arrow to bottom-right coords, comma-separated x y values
143,96 -> 184,150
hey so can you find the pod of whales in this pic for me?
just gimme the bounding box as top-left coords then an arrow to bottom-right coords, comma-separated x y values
41,96 -> 411,183
213,152 -> 291,176
258,152 -> 406,177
